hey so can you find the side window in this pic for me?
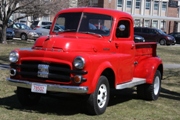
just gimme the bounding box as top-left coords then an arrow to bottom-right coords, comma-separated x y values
116,20 -> 130,38
149,29 -> 156,34
43,26 -> 50,29
177,34 -> 180,37
42,22 -> 52,25
134,28 -> 141,32
142,28 -> 149,33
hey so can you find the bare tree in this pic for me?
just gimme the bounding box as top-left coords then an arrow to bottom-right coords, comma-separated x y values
0,0 -> 90,44
78,0 -> 89,7
0,0 -> 63,44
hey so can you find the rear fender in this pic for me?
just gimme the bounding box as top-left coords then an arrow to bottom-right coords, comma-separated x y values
134,57 -> 163,84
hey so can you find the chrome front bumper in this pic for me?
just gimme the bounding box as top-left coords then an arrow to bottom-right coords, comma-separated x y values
7,78 -> 88,94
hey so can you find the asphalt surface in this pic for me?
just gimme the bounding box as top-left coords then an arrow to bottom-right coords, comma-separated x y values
163,63 -> 180,69
0,63 -> 180,70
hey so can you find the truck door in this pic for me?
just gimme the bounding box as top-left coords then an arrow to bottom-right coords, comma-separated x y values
114,19 -> 135,84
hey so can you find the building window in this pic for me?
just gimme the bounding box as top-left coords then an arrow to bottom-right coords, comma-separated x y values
144,20 -> 150,27
162,2 -> 167,11
117,0 -> 123,7
134,19 -> 140,27
152,20 -> 158,28
154,1 -> 159,10
136,0 -> 141,9
127,0 -> 132,8
161,20 -> 166,30
145,0 -> 150,9
42,16 -> 50,21
89,0 -> 98,7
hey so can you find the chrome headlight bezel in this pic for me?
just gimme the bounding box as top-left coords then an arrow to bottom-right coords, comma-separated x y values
73,56 -> 85,69
9,51 -> 19,63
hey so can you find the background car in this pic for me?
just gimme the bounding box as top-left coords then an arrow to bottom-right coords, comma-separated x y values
6,28 -> 15,39
168,32 -> 180,44
0,24 -> 15,40
30,20 -> 52,29
134,35 -> 145,43
10,23 -> 42,40
134,27 -> 176,45
34,24 -> 64,36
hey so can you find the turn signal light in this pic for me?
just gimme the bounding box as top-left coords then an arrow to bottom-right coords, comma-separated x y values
73,75 -> 82,83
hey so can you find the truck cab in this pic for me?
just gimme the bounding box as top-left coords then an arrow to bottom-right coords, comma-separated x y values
7,7 -> 163,115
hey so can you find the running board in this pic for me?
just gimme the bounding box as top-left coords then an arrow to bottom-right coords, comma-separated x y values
116,77 -> 146,90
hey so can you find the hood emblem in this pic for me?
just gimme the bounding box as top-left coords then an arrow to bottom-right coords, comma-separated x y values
45,35 -> 50,41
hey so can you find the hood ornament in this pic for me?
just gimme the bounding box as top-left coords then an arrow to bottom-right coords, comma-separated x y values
45,35 -> 50,41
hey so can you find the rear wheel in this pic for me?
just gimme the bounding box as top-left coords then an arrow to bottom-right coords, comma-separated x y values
137,70 -> 161,100
86,76 -> 110,115
17,87 -> 41,106
21,33 -> 27,40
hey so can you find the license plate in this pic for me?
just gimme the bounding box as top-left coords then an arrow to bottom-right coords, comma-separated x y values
31,83 -> 47,94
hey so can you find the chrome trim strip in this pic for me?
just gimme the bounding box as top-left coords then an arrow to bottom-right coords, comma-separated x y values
116,77 -> 146,90
7,78 -> 88,94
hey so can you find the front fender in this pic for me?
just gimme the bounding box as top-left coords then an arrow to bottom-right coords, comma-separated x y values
87,61 -> 114,93
134,57 -> 163,84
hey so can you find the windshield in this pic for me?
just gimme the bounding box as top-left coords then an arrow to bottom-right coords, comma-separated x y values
157,29 -> 166,35
13,23 -> 31,30
53,12 -> 113,36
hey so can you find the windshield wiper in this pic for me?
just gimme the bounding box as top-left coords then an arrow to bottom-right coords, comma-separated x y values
80,31 -> 102,38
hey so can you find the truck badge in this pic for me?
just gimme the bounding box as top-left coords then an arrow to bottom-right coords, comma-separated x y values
37,64 -> 49,78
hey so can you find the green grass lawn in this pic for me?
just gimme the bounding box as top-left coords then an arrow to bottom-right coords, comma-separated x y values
0,41 -> 180,119
157,45 -> 180,64
0,68 -> 179,120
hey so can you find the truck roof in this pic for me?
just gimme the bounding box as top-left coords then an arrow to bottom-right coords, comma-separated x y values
57,7 -> 133,20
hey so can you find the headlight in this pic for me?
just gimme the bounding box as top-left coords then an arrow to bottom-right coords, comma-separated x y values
73,56 -> 85,69
29,32 -> 37,36
9,51 -> 19,63
167,36 -> 172,40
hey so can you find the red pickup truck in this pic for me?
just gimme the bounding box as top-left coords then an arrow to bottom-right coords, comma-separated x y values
7,7 -> 163,115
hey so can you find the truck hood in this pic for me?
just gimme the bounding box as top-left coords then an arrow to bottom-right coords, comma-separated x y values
33,34 -> 106,52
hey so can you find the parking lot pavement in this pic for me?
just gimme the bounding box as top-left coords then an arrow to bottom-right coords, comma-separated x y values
163,63 -> 180,69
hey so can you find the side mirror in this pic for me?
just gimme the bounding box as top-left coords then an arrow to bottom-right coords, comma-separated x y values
119,24 -> 126,31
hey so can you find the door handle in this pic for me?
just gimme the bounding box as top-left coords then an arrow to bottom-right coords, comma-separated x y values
131,44 -> 135,49
115,43 -> 119,48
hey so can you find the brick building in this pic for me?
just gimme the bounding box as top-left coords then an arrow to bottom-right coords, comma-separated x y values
91,0 -> 180,33
16,0 -> 180,33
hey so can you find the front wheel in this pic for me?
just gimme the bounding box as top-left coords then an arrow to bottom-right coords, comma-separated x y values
159,39 -> 166,45
86,76 -> 110,115
17,87 -> 41,106
21,33 -> 27,40
137,70 -> 161,100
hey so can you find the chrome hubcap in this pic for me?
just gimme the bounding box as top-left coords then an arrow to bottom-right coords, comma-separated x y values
97,84 -> 107,108
154,76 -> 160,95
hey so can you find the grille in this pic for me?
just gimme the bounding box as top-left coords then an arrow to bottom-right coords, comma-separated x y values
12,61 -> 72,82
7,31 -> 12,34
